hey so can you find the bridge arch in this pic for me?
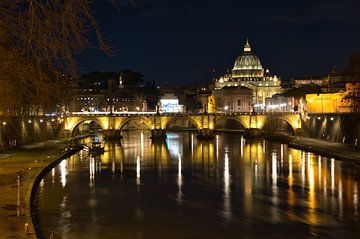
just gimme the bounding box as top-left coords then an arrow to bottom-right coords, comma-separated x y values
261,116 -> 296,135
117,117 -> 153,132
165,116 -> 201,130
70,118 -> 106,137
214,116 -> 248,131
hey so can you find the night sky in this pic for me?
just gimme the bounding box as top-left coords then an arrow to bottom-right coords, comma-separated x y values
76,0 -> 360,86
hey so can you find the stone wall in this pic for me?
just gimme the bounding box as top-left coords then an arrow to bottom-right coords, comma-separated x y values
302,113 -> 360,145
0,117 -> 64,150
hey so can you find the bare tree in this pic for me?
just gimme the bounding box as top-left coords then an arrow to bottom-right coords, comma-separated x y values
0,0 -> 110,115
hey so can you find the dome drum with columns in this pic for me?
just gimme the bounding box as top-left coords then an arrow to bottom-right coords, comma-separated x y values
215,39 -> 282,108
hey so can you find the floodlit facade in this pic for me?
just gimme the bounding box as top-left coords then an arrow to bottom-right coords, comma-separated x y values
215,39 -> 282,111
306,83 -> 360,113
212,86 -> 253,112
160,93 -> 185,113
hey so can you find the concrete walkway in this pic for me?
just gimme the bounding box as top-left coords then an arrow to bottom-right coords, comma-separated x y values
289,136 -> 360,161
0,139 -> 72,239
267,134 -> 360,161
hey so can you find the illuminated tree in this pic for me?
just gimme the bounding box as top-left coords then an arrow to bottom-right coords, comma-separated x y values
0,0 -> 109,115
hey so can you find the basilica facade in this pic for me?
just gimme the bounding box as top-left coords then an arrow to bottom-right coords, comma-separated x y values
214,39 -> 282,111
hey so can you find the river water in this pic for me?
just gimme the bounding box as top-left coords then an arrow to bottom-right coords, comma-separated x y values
33,131 -> 360,239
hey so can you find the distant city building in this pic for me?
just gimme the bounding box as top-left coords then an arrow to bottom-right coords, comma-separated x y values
159,93 -> 185,113
290,68 -> 348,93
265,94 -> 293,113
181,83 -> 213,113
69,71 -> 155,112
212,86 -> 253,112
215,39 -> 282,111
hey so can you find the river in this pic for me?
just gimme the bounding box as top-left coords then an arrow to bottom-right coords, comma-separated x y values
33,131 -> 360,238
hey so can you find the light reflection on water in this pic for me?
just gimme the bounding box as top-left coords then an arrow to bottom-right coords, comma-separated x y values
34,131 -> 360,239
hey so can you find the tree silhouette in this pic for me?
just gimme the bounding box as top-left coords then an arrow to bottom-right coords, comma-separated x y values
0,0 -> 109,115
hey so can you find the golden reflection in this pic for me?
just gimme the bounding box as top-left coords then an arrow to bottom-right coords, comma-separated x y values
331,158 -> 335,194
271,151 -> 279,222
307,153 -> 318,225
89,156 -> 95,187
288,155 -> 293,187
74,132 -> 360,229
223,152 -> 231,220
272,152 -> 277,185
280,144 -> 284,167
318,155 -> 322,189
191,134 -> 194,155
301,151 -> 306,187
136,155 -> 141,186
193,141 -> 215,169
262,139 -> 266,153
151,142 -> 171,172
141,132 -> 144,157
177,154 -> 183,204
216,135 -> 219,161
240,136 -> 244,157
52,168 -> 55,184
354,183 -> 358,216
339,180 -> 343,219
287,154 -> 295,220
60,160 -> 67,188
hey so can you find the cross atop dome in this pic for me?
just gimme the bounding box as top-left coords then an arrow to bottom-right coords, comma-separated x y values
244,38 -> 251,52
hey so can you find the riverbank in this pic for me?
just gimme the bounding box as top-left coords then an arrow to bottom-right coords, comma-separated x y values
0,138 -> 81,239
266,134 -> 360,162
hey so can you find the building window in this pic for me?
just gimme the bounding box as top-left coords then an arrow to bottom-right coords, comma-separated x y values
237,99 -> 241,106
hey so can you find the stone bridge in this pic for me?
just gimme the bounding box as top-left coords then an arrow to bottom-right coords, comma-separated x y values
64,112 -> 302,139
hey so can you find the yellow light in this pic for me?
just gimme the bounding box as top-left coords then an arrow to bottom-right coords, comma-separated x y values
40,119 -> 44,123
2,122 -> 6,126
28,120 -> 32,123
51,118 -> 55,122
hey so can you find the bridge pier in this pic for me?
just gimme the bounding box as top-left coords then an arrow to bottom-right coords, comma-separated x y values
197,129 -> 215,140
244,128 -> 261,138
151,129 -> 167,140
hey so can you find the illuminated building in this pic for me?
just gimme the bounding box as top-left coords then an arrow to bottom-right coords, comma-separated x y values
305,92 -> 354,113
215,39 -> 282,111
290,68 -> 348,93
265,94 -> 293,112
159,93 -> 185,113
306,83 -> 360,113
212,86 -> 253,112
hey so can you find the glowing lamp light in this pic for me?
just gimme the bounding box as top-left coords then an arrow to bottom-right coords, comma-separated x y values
51,118 -> 55,122
28,120 -> 32,123
2,122 -> 6,126
224,105 -> 229,111
40,119 -> 44,123
330,117 -> 334,121
317,117 -> 321,120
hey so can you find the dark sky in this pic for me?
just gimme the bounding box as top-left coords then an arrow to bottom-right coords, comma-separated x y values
76,0 -> 360,86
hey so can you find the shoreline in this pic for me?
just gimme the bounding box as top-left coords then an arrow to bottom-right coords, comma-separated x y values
30,146 -> 83,239
0,138 -> 83,239
265,134 -> 360,162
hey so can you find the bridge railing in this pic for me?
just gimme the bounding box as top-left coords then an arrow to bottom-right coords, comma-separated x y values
66,111 -> 300,117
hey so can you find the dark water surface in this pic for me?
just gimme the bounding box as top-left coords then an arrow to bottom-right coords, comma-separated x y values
33,132 -> 360,238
